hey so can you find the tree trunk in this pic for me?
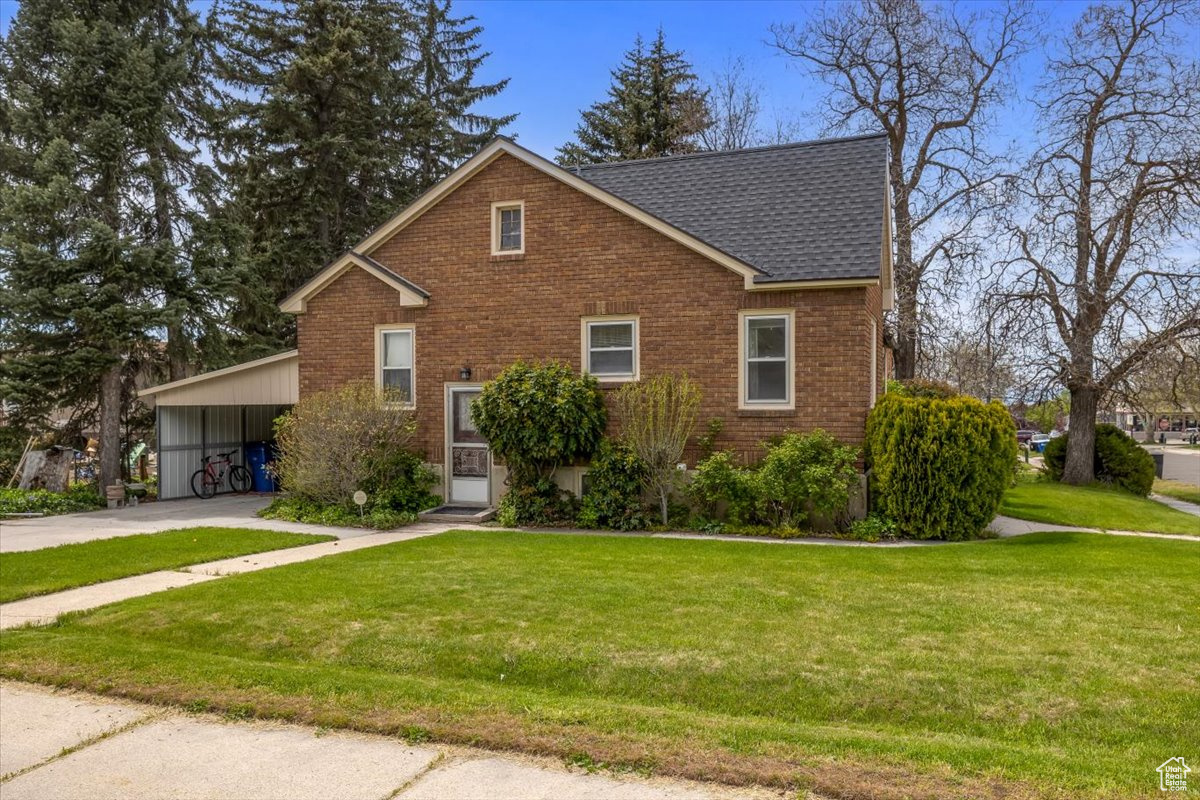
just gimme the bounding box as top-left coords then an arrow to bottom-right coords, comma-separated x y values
658,490 -> 669,526
1062,385 -> 1098,485
890,178 -> 918,380
893,284 -> 919,381
166,320 -> 188,382
97,362 -> 123,495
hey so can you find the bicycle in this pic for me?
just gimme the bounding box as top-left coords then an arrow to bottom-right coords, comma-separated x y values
190,449 -> 253,499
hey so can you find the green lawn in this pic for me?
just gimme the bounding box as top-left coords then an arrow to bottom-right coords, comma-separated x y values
0,527 -> 333,603
1001,480 -> 1200,535
1154,479 -> 1200,507
2,531 -> 1196,799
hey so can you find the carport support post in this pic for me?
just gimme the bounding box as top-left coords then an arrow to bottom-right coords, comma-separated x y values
155,405 -> 161,489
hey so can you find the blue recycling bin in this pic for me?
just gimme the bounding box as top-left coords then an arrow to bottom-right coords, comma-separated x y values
243,441 -> 275,492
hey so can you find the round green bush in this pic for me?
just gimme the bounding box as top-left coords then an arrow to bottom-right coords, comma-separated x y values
865,390 -> 1016,540
1043,423 -> 1154,496
472,360 -> 606,484
473,361 -> 606,525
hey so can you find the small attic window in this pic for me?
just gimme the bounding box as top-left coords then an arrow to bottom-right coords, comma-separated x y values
491,201 -> 524,255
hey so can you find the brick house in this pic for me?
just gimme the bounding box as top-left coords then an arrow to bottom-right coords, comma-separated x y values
142,133 -> 893,505
280,132 -> 893,507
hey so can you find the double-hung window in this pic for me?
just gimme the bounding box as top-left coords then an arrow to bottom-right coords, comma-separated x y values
741,311 -> 792,407
583,317 -> 638,381
378,326 -> 414,405
491,201 -> 524,254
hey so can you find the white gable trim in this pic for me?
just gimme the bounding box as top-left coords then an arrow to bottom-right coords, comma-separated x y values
352,138 -> 765,282
280,252 -> 430,314
139,350 -> 298,400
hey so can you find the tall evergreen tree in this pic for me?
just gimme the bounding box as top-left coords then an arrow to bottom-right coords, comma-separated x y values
557,30 -> 708,166
214,0 -> 513,352
0,0 -> 207,491
403,0 -> 516,188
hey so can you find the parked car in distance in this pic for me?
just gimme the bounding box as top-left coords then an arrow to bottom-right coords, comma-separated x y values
1049,429 -> 1063,438
1030,433 -> 1052,453
1016,429 -> 1037,445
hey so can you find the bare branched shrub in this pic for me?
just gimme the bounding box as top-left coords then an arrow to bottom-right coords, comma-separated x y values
617,373 -> 702,525
273,381 -> 418,504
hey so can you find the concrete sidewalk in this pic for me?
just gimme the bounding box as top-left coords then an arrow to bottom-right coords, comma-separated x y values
1151,493 -> 1200,518
0,495 -> 373,553
0,523 -> 461,629
988,514 -> 1198,541
0,683 -> 781,800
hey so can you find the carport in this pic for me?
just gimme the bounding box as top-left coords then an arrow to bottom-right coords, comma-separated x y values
138,351 -> 298,500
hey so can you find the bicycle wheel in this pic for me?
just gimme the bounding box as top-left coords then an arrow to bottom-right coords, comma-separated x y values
190,469 -> 217,499
229,464 -> 253,494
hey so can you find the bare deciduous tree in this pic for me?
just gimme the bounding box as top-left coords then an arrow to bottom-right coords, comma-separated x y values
617,373 -> 702,525
700,57 -> 762,151
923,321 -> 1016,402
1108,340 -> 1200,442
772,0 -> 1031,379
988,0 -> 1200,484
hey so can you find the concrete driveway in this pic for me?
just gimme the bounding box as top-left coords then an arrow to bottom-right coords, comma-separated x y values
1159,447 -> 1200,486
0,495 -> 374,553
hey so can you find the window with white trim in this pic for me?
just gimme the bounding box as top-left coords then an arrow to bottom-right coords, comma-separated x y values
743,313 -> 791,405
379,328 -> 413,403
491,201 -> 523,254
584,318 -> 637,379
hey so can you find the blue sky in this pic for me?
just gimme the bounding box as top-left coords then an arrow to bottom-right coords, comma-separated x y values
0,0 -> 1094,156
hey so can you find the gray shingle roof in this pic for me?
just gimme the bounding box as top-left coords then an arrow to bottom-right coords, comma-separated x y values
571,133 -> 888,283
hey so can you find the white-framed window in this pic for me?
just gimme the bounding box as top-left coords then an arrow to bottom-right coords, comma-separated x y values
739,310 -> 793,408
582,316 -> 638,381
491,200 -> 524,255
376,325 -> 414,405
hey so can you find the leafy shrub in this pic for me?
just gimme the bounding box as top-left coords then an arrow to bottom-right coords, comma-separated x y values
496,477 -> 577,528
577,439 -> 651,531
758,430 -> 860,530
1043,423 -> 1155,496
259,496 -> 417,529
363,449 -> 440,513
688,450 -> 760,525
690,431 -> 861,531
0,484 -> 106,516
273,381 -> 420,505
472,361 -> 606,524
616,373 -> 702,524
844,513 -> 899,542
866,390 -> 1016,540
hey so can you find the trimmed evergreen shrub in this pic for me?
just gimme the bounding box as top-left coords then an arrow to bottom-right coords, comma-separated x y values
577,439 -> 651,531
1043,423 -> 1155,496
866,391 -> 1016,540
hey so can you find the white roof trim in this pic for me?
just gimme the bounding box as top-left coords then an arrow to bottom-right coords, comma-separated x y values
139,350 -> 298,398
352,137 -> 764,281
280,251 -> 430,314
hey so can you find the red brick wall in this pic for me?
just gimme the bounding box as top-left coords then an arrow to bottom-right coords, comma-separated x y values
297,153 -> 884,465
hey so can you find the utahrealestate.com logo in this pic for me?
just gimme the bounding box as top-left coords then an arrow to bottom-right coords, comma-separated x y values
1157,757 -> 1191,792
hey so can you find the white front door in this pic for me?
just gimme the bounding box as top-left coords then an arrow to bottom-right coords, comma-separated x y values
448,386 -> 489,505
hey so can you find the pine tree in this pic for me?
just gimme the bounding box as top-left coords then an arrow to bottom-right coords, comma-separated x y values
214,0 -> 512,352
557,30 -> 708,166
403,0 -> 516,188
0,0 -> 204,491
